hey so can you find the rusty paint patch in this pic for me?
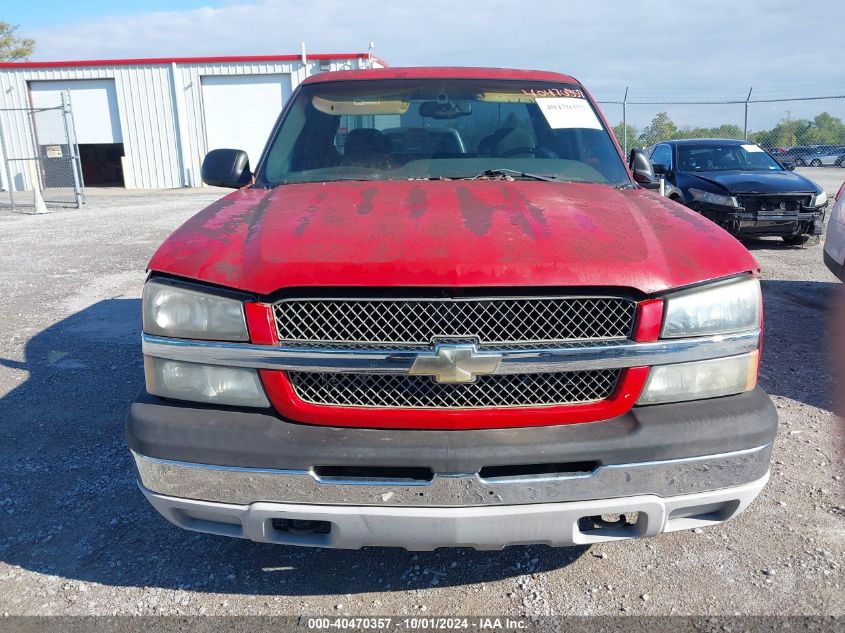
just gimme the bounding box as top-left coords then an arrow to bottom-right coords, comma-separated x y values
456,186 -> 494,236
357,187 -> 379,215
244,188 -> 279,245
500,185 -> 550,239
407,186 -> 427,219
294,191 -> 329,236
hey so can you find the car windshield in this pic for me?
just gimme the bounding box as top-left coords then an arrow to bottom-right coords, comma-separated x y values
255,78 -> 630,187
677,143 -> 783,172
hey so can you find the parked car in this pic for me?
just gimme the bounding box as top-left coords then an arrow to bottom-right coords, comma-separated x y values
824,182 -> 845,280
777,146 -> 821,167
128,67 -> 775,550
804,145 -> 845,167
648,138 -> 828,244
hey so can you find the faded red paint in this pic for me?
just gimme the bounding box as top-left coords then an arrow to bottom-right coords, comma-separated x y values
148,180 -> 758,297
244,302 -> 278,345
633,299 -> 665,343
301,66 -> 579,86
258,366 -> 650,430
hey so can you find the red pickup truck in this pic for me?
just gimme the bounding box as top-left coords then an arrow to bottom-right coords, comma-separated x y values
127,67 -> 776,550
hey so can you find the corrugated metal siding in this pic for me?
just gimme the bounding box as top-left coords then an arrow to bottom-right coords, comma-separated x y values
0,55 -> 379,190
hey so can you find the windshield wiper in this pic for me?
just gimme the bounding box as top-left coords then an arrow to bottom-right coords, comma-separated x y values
471,168 -> 559,182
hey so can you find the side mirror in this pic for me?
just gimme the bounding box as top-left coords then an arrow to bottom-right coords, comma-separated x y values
201,149 -> 252,188
629,148 -> 660,190
652,163 -> 667,175
785,162 -> 796,171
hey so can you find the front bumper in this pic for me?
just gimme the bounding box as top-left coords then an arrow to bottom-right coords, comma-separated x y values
128,387 -> 777,548
689,201 -> 826,235
139,474 -> 769,550
133,443 -> 772,507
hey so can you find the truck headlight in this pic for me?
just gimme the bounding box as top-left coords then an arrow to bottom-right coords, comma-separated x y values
661,276 -> 761,338
689,188 -> 739,208
142,281 -> 249,341
144,357 -> 269,407
810,191 -> 828,208
637,351 -> 758,405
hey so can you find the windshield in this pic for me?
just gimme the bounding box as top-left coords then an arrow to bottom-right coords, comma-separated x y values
255,78 -> 630,187
677,143 -> 783,172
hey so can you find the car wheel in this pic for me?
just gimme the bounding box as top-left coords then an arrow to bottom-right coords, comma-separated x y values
782,234 -> 811,246
809,159 -> 822,167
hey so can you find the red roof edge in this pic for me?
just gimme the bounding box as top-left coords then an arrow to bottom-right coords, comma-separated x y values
0,52 -> 378,69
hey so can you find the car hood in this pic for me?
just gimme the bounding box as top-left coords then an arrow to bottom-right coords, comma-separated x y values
148,180 -> 758,296
687,169 -> 820,195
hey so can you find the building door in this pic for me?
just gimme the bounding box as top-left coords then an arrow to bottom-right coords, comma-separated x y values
29,79 -> 124,187
201,74 -> 292,171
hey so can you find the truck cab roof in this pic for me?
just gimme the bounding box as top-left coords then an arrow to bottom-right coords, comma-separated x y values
301,66 -> 581,86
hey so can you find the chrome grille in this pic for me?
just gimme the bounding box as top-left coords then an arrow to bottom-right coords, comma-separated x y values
273,297 -> 636,347
288,370 -> 620,409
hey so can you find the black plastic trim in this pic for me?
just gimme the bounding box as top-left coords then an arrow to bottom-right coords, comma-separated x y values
126,387 -> 778,473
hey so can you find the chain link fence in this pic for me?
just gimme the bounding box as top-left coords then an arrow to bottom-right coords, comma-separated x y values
0,92 -> 85,213
598,90 -> 845,170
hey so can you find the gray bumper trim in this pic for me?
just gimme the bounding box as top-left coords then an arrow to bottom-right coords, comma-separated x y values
140,474 -> 769,549
133,443 -> 771,507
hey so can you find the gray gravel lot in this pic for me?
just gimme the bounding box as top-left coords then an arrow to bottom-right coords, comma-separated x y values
0,186 -> 842,617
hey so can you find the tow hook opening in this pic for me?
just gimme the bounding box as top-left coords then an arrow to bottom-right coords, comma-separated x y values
313,465 -> 435,483
479,461 -> 599,480
271,518 -> 332,535
578,512 -> 642,534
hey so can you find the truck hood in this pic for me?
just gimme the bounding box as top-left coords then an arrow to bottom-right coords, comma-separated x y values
148,180 -> 758,296
687,169 -> 820,195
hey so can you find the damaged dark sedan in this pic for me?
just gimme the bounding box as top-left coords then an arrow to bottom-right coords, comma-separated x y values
648,139 -> 828,244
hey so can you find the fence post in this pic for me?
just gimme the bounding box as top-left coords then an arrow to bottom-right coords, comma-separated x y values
0,120 -> 15,210
743,87 -> 753,140
622,86 -> 629,154
61,91 -> 84,208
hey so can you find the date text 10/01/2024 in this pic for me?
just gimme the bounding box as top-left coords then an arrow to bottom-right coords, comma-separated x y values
304,617 -> 529,630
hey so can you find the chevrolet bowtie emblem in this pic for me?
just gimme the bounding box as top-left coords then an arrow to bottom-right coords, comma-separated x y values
409,344 -> 502,384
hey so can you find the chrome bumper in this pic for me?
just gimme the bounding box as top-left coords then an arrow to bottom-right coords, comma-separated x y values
139,474 -> 770,549
133,443 -> 772,507
141,330 -> 761,375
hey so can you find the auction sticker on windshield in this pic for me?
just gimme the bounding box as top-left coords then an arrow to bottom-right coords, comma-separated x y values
741,143 -> 765,153
536,97 -> 602,130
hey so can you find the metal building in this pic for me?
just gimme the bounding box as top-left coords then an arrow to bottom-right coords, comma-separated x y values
0,52 -> 384,193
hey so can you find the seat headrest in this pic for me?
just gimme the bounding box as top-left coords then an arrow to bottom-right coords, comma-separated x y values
345,128 -> 391,156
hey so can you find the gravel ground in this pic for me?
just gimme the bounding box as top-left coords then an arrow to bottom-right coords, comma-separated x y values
0,187 -> 842,618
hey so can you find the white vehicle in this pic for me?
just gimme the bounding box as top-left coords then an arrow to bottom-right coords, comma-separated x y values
824,182 -> 845,280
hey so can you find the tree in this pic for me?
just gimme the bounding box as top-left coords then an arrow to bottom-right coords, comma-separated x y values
637,112 -> 677,147
802,112 -> 845,145
0,22 -> 35,62
612,122 -> 638,151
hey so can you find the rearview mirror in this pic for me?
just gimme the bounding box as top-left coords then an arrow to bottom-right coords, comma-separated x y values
201,148 -> 252,188
419,100 -> 472,119
629,148 -> 660,189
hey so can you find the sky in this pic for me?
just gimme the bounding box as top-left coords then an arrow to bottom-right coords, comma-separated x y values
6,0 -> 845,130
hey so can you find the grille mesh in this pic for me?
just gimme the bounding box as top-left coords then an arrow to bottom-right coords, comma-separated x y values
288,370 -> 620,409
273,297 -> 635,347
